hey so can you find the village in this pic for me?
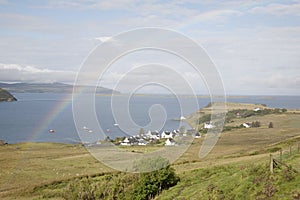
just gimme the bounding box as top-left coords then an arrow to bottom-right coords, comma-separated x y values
85,106 -> 281,147
102,107 -> 271,147
117,128 -> 201,146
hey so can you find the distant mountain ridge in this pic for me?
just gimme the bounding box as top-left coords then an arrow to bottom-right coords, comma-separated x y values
0,88 -> 17,102
0,82 -> 119,94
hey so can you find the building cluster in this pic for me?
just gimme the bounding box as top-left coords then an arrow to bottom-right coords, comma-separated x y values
119,129 -> 201,146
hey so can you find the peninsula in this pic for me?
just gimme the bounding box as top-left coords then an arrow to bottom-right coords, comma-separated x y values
0,88 -> 17,102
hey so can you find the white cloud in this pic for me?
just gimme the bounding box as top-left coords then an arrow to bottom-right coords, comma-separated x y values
97,61 -> 208,94
0,13 -> 56,33
94,37 -> 113,42
265,74 -> 300,89
250,2 -> 300,16
190,9 -> 242,23
0,63 -> 76,83
188,25 -> 300,95
238,73 -> 300,95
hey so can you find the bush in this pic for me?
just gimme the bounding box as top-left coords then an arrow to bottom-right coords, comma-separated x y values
64,177 -> 96,200
251,121 -> 261,128
63,157 -> 179,200
132,157 -> 180,200
268,122 -> 274,128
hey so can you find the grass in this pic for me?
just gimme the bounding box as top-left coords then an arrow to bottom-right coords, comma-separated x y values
0,143 -> 114,199
0,102 -> 300,199
157,155 -> 300,200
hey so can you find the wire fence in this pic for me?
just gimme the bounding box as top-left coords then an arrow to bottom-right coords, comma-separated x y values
270,142 -> 300,174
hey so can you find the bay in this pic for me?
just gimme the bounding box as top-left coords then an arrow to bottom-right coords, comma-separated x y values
0,93 -> 299,144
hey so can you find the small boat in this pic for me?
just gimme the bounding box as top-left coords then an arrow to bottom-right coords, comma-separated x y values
49,129 -> 55,133
88,130 -> 93,133
172,116 -> 186,121
113,123 -> 119,126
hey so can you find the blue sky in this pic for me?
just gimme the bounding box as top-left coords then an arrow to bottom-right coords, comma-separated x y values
0,0 -> 299,95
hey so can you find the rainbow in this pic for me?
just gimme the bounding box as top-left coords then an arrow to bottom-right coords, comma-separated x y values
29,92 -> 75,143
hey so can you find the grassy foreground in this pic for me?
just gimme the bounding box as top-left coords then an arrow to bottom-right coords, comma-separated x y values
157,154 -> 300,200
0,103 -> 300,199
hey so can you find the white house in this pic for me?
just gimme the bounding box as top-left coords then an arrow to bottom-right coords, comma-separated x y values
204,122 -> 215,129
242,123 -> 251,128
145,131 -> 160,140
194,133 -> 201,138
253,107 -> 261,112
165,138 -> 176,146
138,139 -> 148,146
120,137 -> 131,146
161,131 -> 173,139
180,116 -> 186,120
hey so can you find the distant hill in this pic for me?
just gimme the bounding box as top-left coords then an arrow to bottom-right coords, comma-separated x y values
0,88 -> 17,102
0,82 -> 119,94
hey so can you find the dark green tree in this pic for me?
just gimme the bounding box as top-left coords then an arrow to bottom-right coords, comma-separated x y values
132,156 -> 180,200
268,122 -> 274,128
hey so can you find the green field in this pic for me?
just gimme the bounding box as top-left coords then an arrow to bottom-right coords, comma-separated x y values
1,103 -> 300,199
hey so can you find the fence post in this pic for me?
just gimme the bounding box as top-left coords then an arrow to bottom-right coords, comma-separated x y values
280,148 -> 282,161
270,154 -> 273,174
290,146 -> 292,156
298,143 -> 300,154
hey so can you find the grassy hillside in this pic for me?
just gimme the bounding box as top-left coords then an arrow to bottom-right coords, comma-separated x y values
0,88 -> 17,102
157,154 -> 300,200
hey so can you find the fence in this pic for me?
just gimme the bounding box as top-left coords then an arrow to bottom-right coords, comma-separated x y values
270,143 -> 300,174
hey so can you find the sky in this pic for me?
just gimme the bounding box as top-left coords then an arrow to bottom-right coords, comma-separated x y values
0,0 -> 299,95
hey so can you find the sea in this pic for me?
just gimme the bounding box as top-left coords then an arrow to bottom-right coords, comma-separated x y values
0,93 -> 299,144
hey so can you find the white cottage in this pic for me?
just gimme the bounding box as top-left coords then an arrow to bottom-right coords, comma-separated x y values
242,123 -> 251,128
161,131 -> 173,139
165,138 -> 176,146
204,122 -> 214,129
194,132 -> 201,138
146,131 -> 160,140
120,137 -> 131,146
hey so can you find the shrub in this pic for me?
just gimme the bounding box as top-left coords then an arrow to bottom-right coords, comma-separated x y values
64,178 -> 96,200
132,156 -> 180,200
64,157 -> 179,200
268,122 -> 274,128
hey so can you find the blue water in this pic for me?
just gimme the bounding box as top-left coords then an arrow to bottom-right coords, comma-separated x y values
0,93 -> 299,144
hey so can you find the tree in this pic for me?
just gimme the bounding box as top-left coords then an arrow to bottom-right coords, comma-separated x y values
132,156 -> 180,200
268,122 -> 274,128
252,121 -> 261,128
64,157 -> 180,200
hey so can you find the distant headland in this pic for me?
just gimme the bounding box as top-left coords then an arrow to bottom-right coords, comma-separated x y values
0,82 -> 119,94
0,88 -> 17,102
